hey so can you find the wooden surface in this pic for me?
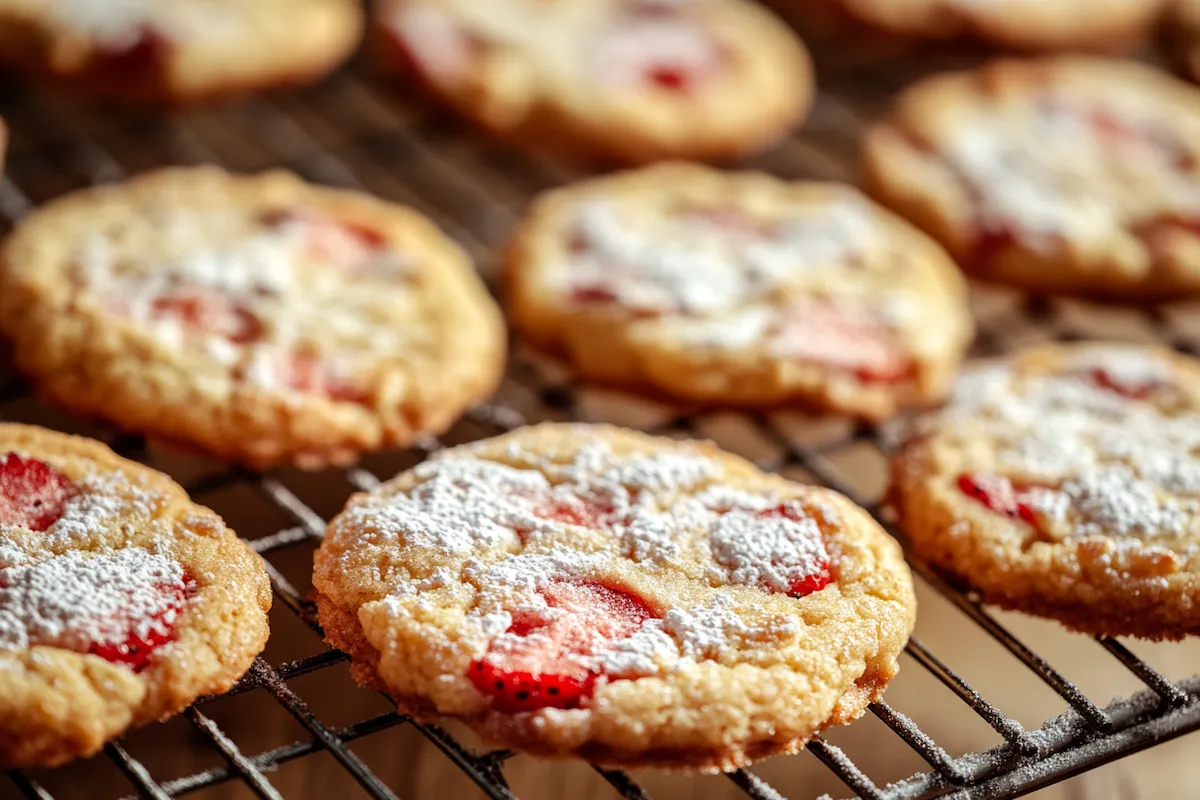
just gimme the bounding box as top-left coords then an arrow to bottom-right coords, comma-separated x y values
3,25 -> 1200,800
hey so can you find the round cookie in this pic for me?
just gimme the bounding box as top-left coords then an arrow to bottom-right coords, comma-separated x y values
0,166 -> 506,469
506,162 -> 973,420
863,57 -> 1200,300
815,0 -> 1165,51
376,0 -> 813,164
0,423 -> 272,768
892,343 -> 1200,640
313,422 -> 916,770
0,0 -> 362,103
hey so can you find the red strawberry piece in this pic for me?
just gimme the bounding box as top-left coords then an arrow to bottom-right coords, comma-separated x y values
467,581 -> 655,713
972,219 -> 1020,264
957,473 -> 1049,529
384,4 -> 484,87
756,505 -> 834,598
88,579 -> 188,672
0,454 -> 77,532
90,27 -> 171,78
773,304 -> 911,383
262,207 -> 391,275
1088,366 -> 1171,401
529,495 -> 615,529
570,281 -> 621,306
279,349 -> 371,404
150,286 -> 263,344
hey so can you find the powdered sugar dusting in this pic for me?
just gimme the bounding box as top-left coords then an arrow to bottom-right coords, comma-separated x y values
363,432 -> 840,683
709,507 -> 830,593
943,89 -> 1200,250
0,548 -> 185,654
74,201 -> 412,397
936,348 -> 1200,543
566,197 -> 880,316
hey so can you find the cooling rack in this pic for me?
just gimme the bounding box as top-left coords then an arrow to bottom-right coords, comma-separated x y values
2,40 -> 1200,800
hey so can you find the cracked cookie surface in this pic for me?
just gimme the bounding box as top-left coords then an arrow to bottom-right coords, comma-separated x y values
313,422 -> 915,770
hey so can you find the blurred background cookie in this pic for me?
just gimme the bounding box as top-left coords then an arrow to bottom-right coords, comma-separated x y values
0,166 -> 505,469
862,57 -> 1200,300
376,0 -> 813,163
506,162 -> 973,419
0,0 -> 363,103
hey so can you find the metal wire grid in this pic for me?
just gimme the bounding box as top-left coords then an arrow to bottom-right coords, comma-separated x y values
0,50 -> 1197,800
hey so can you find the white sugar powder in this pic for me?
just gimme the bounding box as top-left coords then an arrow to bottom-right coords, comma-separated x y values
0,548 -> 184,653
709,509 -> 829,593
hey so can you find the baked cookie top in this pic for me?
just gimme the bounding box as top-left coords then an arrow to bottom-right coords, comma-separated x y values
892,343 -> 1200,638
507,162 -> 972,418
0,423 -> 271,768
377,0 -> 812,163
834,0 -> 1164,50
0,167 -> 505,468
313,423 -> 915,770
863,58 -> 1200,298
0,0 -> 362,101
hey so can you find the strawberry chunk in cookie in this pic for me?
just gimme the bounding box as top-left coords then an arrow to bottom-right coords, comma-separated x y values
0,454 -> 77,532
469,581 -> 656,712
598,2 -> 725,93
0,548 -> 190,672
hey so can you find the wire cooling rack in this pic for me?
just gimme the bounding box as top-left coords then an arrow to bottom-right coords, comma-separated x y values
2,39 -> 1200,800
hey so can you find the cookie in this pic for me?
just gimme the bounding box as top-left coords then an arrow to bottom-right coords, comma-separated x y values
506,162 -> 973,420
0,0 -> 363,103
376,0 -> 813,164
313,422 -> 915,771
863,57 -> 1200,300
0,423 -> 272,768
0,166 -> 506,469
891,343 -> 1200,640
820,0 -> 1165,51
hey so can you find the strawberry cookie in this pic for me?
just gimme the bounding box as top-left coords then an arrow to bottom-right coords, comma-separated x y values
506,163 -> 973,419
376,0 -> 812,164
863,58 -> 1200,299
0,0 -> 362,103
815,0 -> 1164,51
313,423 -> 915,770
892,343 -> 1200,639
0,423 -> 271,768
0,166 -> 505,469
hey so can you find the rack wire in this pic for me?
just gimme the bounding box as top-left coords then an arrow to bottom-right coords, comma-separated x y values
1,40 -> 1199,800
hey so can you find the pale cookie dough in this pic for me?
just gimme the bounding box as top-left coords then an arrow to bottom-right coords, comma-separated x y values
0,423 -> 272,768
863,57 -> 1200,300
824,0 -> 1165,51
313,422 -> 916,771
892,343 -> 1200,639
376,0 -> 813,164
507,162 -> 973,420
0,0 -> 363,102
0,166 -> 506,469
